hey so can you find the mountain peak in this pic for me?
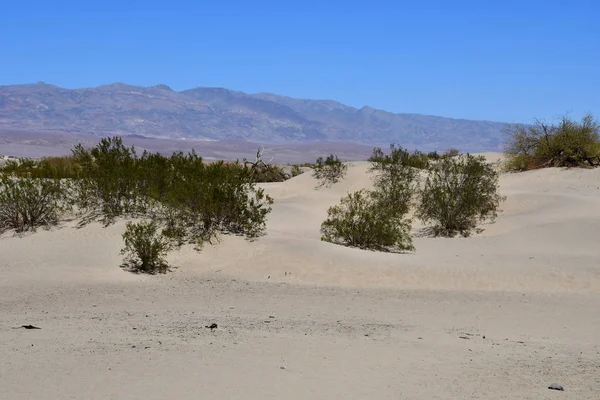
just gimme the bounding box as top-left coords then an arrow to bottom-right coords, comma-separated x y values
150,84 -> 173,91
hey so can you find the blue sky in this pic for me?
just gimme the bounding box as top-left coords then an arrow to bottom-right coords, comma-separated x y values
1,0 -> 598,123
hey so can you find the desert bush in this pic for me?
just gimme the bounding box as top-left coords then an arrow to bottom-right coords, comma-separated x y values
312,154 -> 347,187
0,176 -> 70,233
247,163 -> 287,182
241,147 -> 287,182
406,150 -> 431,169
416,154 -> 503,237
291,164 -> 303,177
152,152 -> 273,247
69,137 -> 274,245
0,156 -> 81,179
504,114 -> 600,171
72,137 -> 145,223
368,144 -> 420,217
320,190 -> 414,252
427,151 -> 442,160
443,148 -> 461,158
121,220 -> 173,274
0,158 -> 38,176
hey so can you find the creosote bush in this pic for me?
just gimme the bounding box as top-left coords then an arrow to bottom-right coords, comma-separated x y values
291,164 -> 303,177
416,154 -> 504,237
0,176 -> 70,234
0,136 -> 274,273
368,145 -> 421,216
242,147 -> 288,183
69,138 -> 273,248
121,220 -> 173,274
320,190 -> 414,252
320,144 -> 419,252
150,152 -> 273,247
443,148 -> 461,158
72,137 -> 144,223
504,114 -> 600,171
0,156 -> 81,179
312,154 -> 347,187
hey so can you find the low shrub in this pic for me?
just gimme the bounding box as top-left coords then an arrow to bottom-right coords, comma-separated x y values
242,147 -> 287,182
369,145 -> 430,171
291,164 -> 303,177
121,220 -> 173,274
504,114 -> 600,171
72,137 -> 144,223
312,154 -> 347,187
368,144 -> 420,217
145,152 -> 273,247
0,156 -> 81,179
427,151 -> 442,160
320,190 -> 414,252
443,148 -> 461,158
416,154 -> 504,237
0,176 -> 70,233
247,164 -> 287,182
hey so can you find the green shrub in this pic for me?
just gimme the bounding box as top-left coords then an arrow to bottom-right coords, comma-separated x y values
312,154 -> 347,187
0,177 -> 70,233
151,152 -> 273,247
291,164 -> 303,177
69,137 -> 274,246
0,156 -> 81,179
242,147 -> 287,182
416,154 -> 504,237
368,144 -> 420,217
504,114 -> 600,171
247,164 -> 287,182
121,220 -> 173,274
443,148 -> 461,158
369,145 -> 430,171
320,190 -> 414,252
72,137 -> 144,223
0,137 -> 274,268
427,151 -> 442,160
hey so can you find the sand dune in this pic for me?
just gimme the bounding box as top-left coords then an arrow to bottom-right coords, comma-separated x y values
1,155 -> 599,399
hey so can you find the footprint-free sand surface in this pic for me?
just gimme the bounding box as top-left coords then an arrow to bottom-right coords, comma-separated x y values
2,157 -> 599,399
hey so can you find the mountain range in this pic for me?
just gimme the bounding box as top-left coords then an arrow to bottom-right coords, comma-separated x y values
0,82 -> 510,152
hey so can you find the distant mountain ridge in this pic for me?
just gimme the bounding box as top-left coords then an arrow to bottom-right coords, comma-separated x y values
0,82 -> 509,151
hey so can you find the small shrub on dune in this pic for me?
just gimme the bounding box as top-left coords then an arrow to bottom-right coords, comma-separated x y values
320,189 -> 414,252
427,151 -> 442,160
153,152 -> 273,247
291,164 -> 303,177
443,148 -> 461,158
368,144 -> 420,216
121,220 -> 173,274
312,154 -> 347,187
242,147 -> 287,183
0,156 -> 82,179
321,144 -> 421,252
0,176 -> 70,234
416,154 -> 504,237
247,164 -> 287,182
72,137 -> 144,223
504,114 -> 600,171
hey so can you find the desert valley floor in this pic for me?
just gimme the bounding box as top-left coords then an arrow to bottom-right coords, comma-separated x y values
1,156 -> 600,399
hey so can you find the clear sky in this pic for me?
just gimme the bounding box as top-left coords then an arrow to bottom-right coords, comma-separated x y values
1,0 -> 598,123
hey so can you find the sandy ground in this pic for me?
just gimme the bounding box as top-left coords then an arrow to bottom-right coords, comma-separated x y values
1,156 -> 600,399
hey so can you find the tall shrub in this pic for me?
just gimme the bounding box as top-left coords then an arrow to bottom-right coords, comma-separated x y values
416,154 -> 504,237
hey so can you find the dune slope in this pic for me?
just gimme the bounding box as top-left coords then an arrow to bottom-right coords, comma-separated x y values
1,158 -> 599,399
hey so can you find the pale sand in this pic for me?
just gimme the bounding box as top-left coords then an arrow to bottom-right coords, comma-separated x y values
1,155 -> 599,399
